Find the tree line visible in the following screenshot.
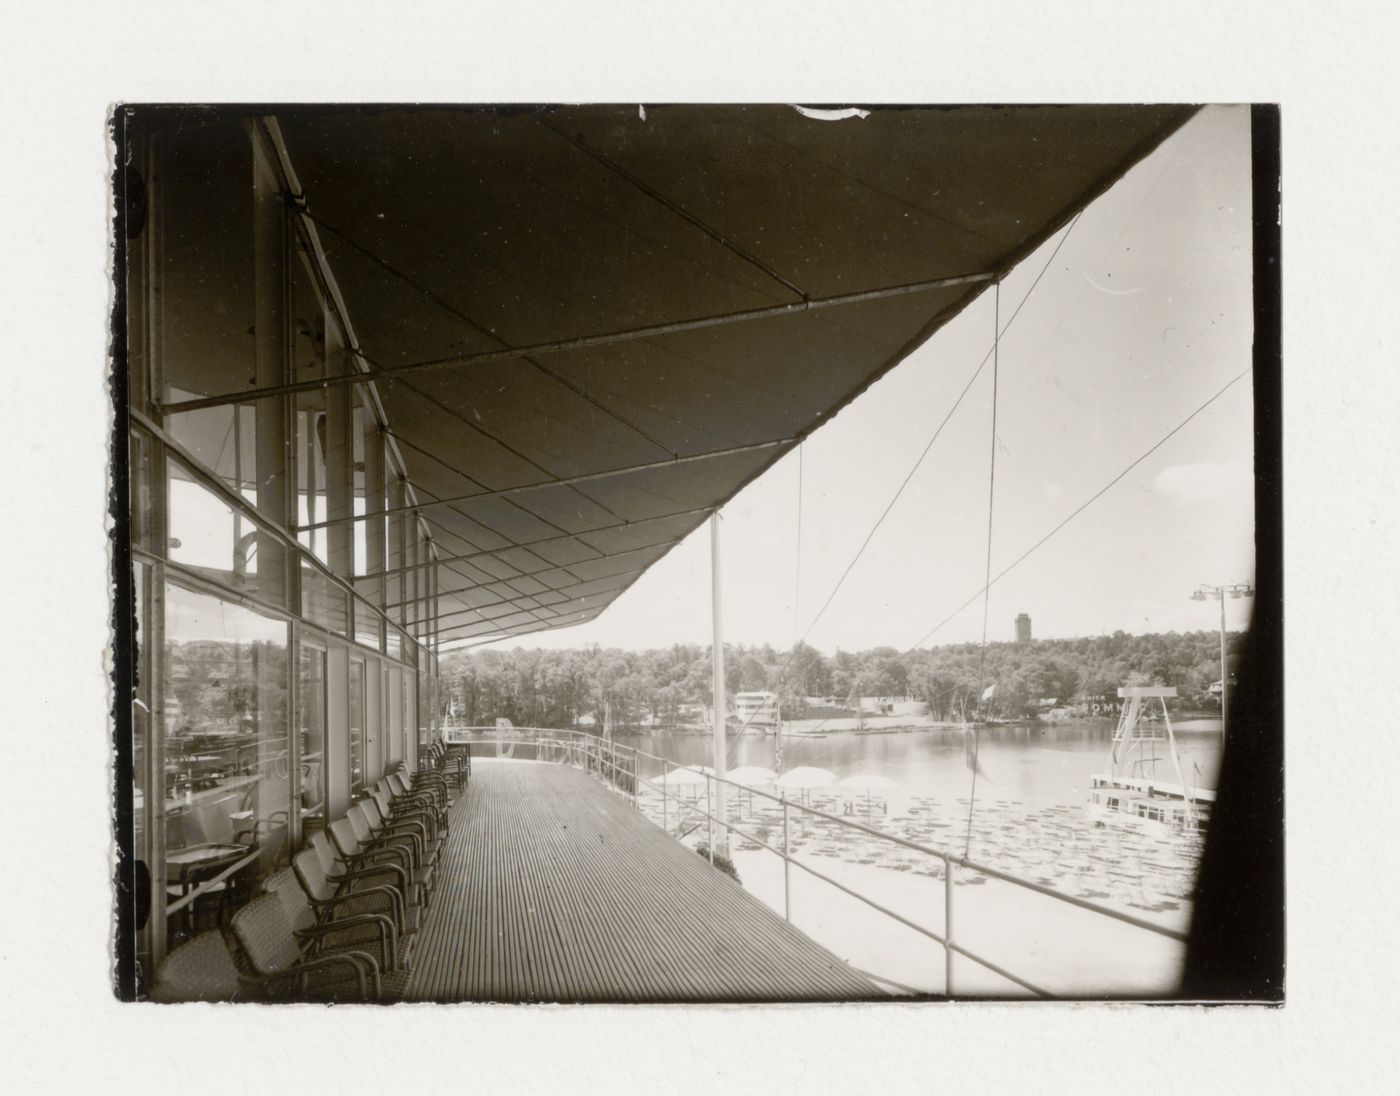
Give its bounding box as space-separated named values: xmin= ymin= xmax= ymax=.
xmin=439 ymin=630 xmax=1245 ymax=729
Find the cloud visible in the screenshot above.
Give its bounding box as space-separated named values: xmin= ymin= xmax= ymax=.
xmin=1151 ymin=461 xmax=1252 ymax=505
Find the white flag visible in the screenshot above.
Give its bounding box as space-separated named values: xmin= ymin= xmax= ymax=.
xmin=981 ymin=683 xmax=996 ymax=701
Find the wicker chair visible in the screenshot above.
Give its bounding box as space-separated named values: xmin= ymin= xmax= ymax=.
xmin=426 ymin=742 xmax=468 ymax=791
xmin=357 ymin=797 xmax=442 ymax=870
xmin=386 ymin=771 xmax=450 ymax=818
xmin=342 ymin=809 xmax=435 ymax=906
xmin=328 ymin=817 xmax=430 ymax=909
xmin=295 ymin=843 xmax=419 ymax=937
xmin=149 ymin=930 xmax=247 ymax=1003
xmin=370 ymin=786 xmax=443 ymax=849
xmin=231 ymin=892 xmax=381 ymax=1003
xmin=399 ymin=764 xmax=454 ymax=810
xmin=374 ymin=777 xmax=448 ymax=833
xmin=264 ymin=867 xmax=401 ymax=973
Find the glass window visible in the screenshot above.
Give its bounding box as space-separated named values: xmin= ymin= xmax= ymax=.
xmin=352 ymin=397 xmax=368 ymax=576
xmin=157 ymin=120 xmax=256 ymax=403
xmin=349 ymin=659 xmax=366 ymax=795
xmin=294 ymin=243 xmax=329 ymax=564
xmin=386 ymin=665 xmax=403 ymax=768
xmin=167 ymin=458 xmax=286 ymax=608
xmin=162 ymin=584 xmax=289 ymax=945
xmin=385 ymin=623 xmax=403 ymax=661
xmin=132 ymin=559 xmax=151 ymax=973
xmin=130 ymin=430 xmax=156 ymax=553
xmin=297 ymin=642 xmax=326 ymax=830
xmin=300 ymin=556 xmax=348 ymax=636
xmin=354 ymin=597 xmax=381 ymax=651
xmin=418 ymin=663 xmax=430 ymax=749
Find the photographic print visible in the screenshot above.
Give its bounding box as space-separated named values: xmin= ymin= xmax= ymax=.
xmin=111 ymin=102 xmax=1280 ymax=1004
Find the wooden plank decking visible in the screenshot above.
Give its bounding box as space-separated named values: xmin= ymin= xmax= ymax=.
xmin=399 ymin=758 xmax=881 ymax=1002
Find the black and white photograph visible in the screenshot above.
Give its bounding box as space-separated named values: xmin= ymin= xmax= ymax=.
xmin=7 ymin=4 xmax=1400 ymax=1093
xmin=111 ymin=101 xmax=1279 ymax=1004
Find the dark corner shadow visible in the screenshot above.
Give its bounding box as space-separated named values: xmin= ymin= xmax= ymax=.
xmin=1179 ymin=104 xmax=1283 ymax=1003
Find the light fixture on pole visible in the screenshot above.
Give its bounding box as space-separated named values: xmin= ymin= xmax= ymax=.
xmin=1192 ymin=582 xmax=1254 ymax=741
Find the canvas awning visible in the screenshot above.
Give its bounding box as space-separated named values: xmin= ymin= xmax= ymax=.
xmin=263 ymin=104 xmax=1195 ymax=647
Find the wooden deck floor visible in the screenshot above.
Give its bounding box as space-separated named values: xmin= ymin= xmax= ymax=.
xmin=399 ymin=758 xmax=881 ymax=1002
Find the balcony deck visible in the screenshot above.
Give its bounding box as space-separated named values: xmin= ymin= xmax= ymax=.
xmin=398 ymin=757 xmax=881 ymax=1002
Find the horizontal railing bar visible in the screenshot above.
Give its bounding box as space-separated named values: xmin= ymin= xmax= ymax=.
xmin=626 ymin=745 xmax=1188 ymax=943
xmin=643 ymin=777 xmax=949 ymax=946
xmin=945 ymin=941 xmax=1052 ymax=998
xmin=636 ymin=772 xmax=1052 ymax=998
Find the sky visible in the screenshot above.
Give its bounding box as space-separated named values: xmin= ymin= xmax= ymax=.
xmin=453 ymin=105 xmax=1257 ymax=656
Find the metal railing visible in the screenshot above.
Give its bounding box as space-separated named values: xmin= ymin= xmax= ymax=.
xmin=440 ymin=725 xmax=1189 ymax=997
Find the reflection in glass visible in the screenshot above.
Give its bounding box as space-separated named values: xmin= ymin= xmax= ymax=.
xmin=350 ymin=660 xmax=365 ymax=795
xmin=168 ymin=459 xmax=286 ymax=608
xmin=162 ymin=584 xmax=289 ymax=943
xmin=294 ymin=242 xmax=329 ymax=564
xmin=354 ymin=597 xmax=381 ymax=651
xmin=300 ymin=556 xmax=348 ymax=636
xmin=133 ymin=560 xmax=150 ymax=972
xmin=298 ymin=644 xmax=326 ymax=827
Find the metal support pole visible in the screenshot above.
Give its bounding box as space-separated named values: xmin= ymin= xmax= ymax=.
xmin=662 ymin=760 xmax=669 ymax=834
xmin=783 ymin=799 xmax=792 ymax=921
xmin=632 ymin=746 xmax=639 ymax=806
xmin=944 ymin=855 xmax=955 ymax=997
xmin=710 ymin=515 xmax=729 ymax=857
xmin=707 ymin=774 xmax=714 ymax=863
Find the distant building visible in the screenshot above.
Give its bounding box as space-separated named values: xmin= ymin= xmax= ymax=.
xmin=735 ymin=691 xmax=780 ymax=726
xmin=1015 ymin=612 xmax=1032 ymax=643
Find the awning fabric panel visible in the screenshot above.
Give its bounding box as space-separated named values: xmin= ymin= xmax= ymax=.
xmin=272 ymin=104 xmax=1194 ymax=645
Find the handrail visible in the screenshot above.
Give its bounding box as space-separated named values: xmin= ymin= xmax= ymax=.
xmin=457 ymin=724 xmax=1192 ymax=997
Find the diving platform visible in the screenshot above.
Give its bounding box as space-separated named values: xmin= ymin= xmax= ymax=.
xmin=399 ymin=758 xmax=880 ymax=1002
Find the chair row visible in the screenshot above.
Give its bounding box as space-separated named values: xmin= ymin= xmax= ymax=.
xmin=150 ymin=762 xmax=461 ymax=1003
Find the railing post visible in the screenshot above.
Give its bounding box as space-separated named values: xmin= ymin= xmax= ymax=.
xmin=943 ymin=854 xmax=955 ymax=998
xmin=782 ymin=798 xmax=791 ymax=922
xmin=632 ymin=746 xmax=640 ymax=806
xmin=662 ymin=760 xmax=669 ymax=834
xmin=707 ymin=774 xmax=714 ymax=864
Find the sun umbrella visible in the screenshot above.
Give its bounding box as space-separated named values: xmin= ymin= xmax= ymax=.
xmin=775 ymin=766 xmax=836 ymax=807
xmin=656 ymin=764 xmax=713 ymax=786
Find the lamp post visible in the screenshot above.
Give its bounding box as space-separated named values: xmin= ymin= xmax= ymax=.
xmin=1191 ymin=582 xmax=1254 ymax=742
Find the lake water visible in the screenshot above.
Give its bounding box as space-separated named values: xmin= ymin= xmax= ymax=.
xmin=619 ymin=719 xmax=1223 ymax=806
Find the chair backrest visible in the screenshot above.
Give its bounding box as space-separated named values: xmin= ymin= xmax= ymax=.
xmin=386 ymin=773 xmax=409 ymax=797
xmin=309 ymin=829 xmax=337 ymax=872
xmin=359 ymin=797 xmax=387 ymax=832
xmin=231 ymin=892 xmax=302 ymax=975
xmin=371 ymin=788 xmax=396 ymax=819
xmin=150 ymin=931 xmax=241 ymax=1003
xmin=347 ymin=806 xmax=377 ymax=846
xmin=264 ymin=867 xmax=316 ymax=933
xmin=293 ymin=846 xmax=336 ymax=903
xmin=328 ymin=817 xmax=363 ymax=860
